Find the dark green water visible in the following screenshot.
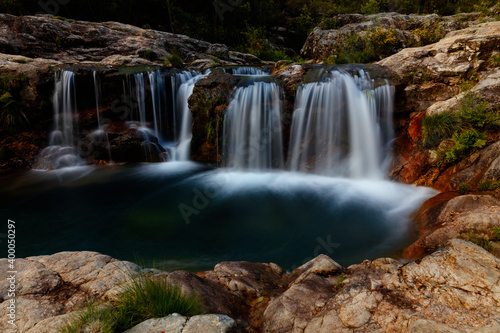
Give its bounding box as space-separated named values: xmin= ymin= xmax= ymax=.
xmin=1 ymin=162 xmax=434 ymax=271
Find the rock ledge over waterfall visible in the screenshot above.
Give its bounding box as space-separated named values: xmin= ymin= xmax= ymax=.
xmin=2 ymin=240 xmax=500 ymax=332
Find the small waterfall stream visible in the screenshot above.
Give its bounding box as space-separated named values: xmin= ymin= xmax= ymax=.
xmin=34 ymin=70 xmax=82 ymax=169
xmin=170 ymin=71 xmax=209 ymax=161
xmin=222 ymin=80 xmax=284 ymax=169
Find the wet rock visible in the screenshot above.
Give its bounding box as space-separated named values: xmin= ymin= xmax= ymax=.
xmin=188 ymin=73 xmax=243 ymax=163
xmin=404 ymin=194 xmax=500 ymax=258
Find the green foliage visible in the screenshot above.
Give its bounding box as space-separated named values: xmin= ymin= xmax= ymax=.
xmin=319 ymin=17 xmax=341 ymax=30
xmin=422 ymin=79 xmax=500 ymax=165
xmin=0 ymin=75 xmax=29 ymax=131
xmin=490 ymin=55 xmax=500 ymax=67
xmin=141 ymin=49 xmax=155 ymax=60
xmin=330 ymin=27 xmax=399 ymax=64
xmin=422 ymin=112 xmax=461 ymax=147
xmin=166 ymin=54 xmax=184 ymax=68
xmin=445 ymin=129 xmax=487 ymax=163
xmin=458 ymin=183 xmax=469 ymax=195
xmin=60 ymin=273 xmax=204 ymax=333
xmin=493 ymin=226 xmax=500 ymax=241
xmin=456 ymin=91 xmax=496 ymax=129
xmin=478 ymin=180 xmax=500 ymax=191
xmin=361 ymin=0 xmax=380 ymax=14
xmin=410 ymin=25 xmax=445 ymax=46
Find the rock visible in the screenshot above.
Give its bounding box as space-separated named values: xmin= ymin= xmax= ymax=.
xmin=26 ymin=313 xmax=74 ymax=333
xmin=183 ymin=314 xmax=236 ymax=333
xmin=105 ymin=121 xmax=167 ymax=163
xmin=434 ymin=140 xmax=500 ymax=192
xmin=409 ymin=319 xmax=461 ymax=333
xmin=188 ymin=73 xmax=243 ymax=163
xmin=8 ymin=242 xmax=500 ymax=333
xmin=207 ymin=261 xmax=286 ymax=296
xmin=404 ymin=194 xmax=500 ymax=259
xmin=0 ymin=14 xmax=262 ymax=69
xmin=124 ymin=313 xmax=187 ymax=333
xmin=379 ymin=22 xmax=500 ymax=80
xmin=302 ymin=13 xmax=467 ymax=61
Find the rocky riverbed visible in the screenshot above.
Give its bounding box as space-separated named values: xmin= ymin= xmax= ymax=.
xmin=1 ymin=239 xmax=499 ymax=332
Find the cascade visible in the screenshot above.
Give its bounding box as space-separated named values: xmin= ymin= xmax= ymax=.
xmin=34 ymin=70 xmax=82 ymax=169
xmin=170 ymin=71 xmax=209 ymax=161
xmin=288 ymin=70 xmax=394 ymax=179
xmin=230 ymin=67 xmax=268 ymax=75
xmin=92 ymin=71 xmax=112 ymax=161
xmin=222 ymin=81 xmax=284 ymax=169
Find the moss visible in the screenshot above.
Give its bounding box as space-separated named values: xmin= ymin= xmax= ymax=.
xmin=165 ymin=54 xmax=184 ymax=68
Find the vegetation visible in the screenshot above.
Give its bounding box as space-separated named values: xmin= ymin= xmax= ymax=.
xmin=493 ymin=226 xmax=500 ymax=240
xmin=458 ymin=183 xmax=469 ymax=194
xmin=166 ymin=54 xmax=184 ymax=68
xmin=0 ymin=0 xmax=498 ymax=60
xmin=478 ymin=180 xmax=500 ymax=191
xmin=60 ymin=273 xmax=204 ymax=333
xmin=0 ymin=75 xmax=30 ymax=131
xmin=422 ymin=79 xmax=500 ymax=164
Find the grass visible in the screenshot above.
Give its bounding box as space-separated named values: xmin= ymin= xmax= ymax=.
xmin=460 ymin=232 xmax=495 ymax=253
xmin=11 ymin=58 xmax=29 ymax=64
xmin=60 ymin=273 xmax=204 ymax=332
xmin=166 ymin=54 xmax=184 ymax=68
xmin=60 ymin=302 xmax=116 ymax=333
xmin=422 ymin=112 xmax=461 ymax=148
xmin=493 ymin=227 xmax=500 ymax=241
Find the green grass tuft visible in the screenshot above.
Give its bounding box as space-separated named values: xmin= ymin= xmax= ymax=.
xmin=113 ymin=274 xmax=204 ymax=330
xmin=60 ymin=273 xmax=204 ymax=333
xmin=166 ymin=54 xmax=184 ymax=68
xmin=422 ymin=112 xmax=461 ymax=148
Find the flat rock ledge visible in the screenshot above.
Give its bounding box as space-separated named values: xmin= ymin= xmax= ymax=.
xmin=1 ymin=239 xmax=499 ymax=332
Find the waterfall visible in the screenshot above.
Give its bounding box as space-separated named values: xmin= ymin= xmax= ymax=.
xmin=50 ymin=70 xmax=77 ymax=146
xmin=230 ymin=67 xmax=268 ymax=75
xmin=34 ymin=70 xmax=81 ymax=169
xmin=170 ymin=71 xmax=208 ymax=161
xmin=288 ymin=70 xmax=394 ymax=179
xmin=223 ymin=81 xmax=284 ymax=170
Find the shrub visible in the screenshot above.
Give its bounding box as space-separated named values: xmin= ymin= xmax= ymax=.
xmin=493 ymin=226 xmax=500 ymax=241
xmin=141 ymin=49 xmax=155 ymax=60
xmin=458 ymin=183 xmax=469 ymax=195
xmin=478 ymin=181 xmax=500 ymax=191
xmin=422 ymin=112 xmax=461 ymax=148
xmin=361 ymin=0 xmax=380 ymax=14
xmin=445 ymin=129 xmax=487 ymax=163
xmin=166 ymin=54 xmax=184 ymax=68
xmin=410 ymin=25 xmax=445 ymax=46
xmin=490 ymin=54 xmax=500 ymax=67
